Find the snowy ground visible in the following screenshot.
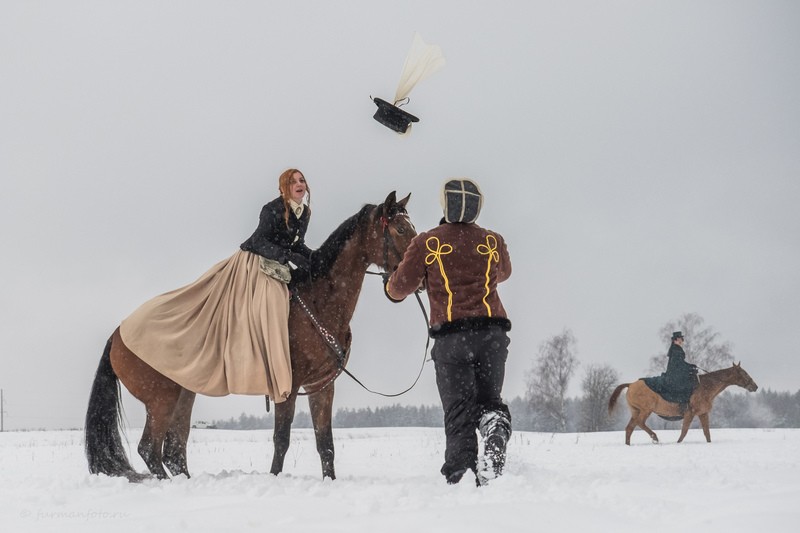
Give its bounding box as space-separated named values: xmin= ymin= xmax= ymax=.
xmin=2 ymin=427 xmax=798 ymax=532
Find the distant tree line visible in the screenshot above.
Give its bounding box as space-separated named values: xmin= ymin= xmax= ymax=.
xmin=210 ymin=388 xmax=800 ymax=431
xmin=212 ymin=403 xmax=445 ymax=430
xmin=211 ymin=314 xmax=800 ymax=431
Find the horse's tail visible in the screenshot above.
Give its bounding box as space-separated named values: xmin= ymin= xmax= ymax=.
xmin=84 ymin=335 xmax=136 ymax=479
xmin=608 ymin=383 xmax=631 ymax=415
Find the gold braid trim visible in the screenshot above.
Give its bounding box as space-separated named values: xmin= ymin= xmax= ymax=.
xmin=477 ymin=234 xmax=499 ymax=316
xmin=425 ymin=236 xmax=454 ymax=321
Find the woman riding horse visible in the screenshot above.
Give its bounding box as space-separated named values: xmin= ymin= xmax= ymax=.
xmin=121 ymin=168 xmax=314 ymax=402
xmin=609 ymin=362 xmax=758 ymax=445
xmin=86 ymin=188 xmax=415 ymax=480
xmin=641 ymin=331 xmax=699 ymax=411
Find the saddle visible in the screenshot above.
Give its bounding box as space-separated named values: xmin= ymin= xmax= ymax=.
xmin=642 ymin=375 xmax=691 ymax=420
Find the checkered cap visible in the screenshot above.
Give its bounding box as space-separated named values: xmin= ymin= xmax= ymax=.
xmin=441 ymin=179 xmax=483 ymax=223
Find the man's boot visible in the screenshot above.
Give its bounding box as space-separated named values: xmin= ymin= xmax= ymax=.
xmin=478 ymin=411 xmax=511 ymax=480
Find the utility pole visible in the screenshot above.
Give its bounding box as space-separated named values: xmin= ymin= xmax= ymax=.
xmin=1 ymin=389 xmax=4 ymax=432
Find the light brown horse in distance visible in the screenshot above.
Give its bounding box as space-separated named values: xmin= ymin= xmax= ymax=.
xmin=85 ymin=192 xmax=416 ymax=481
xmin=608 ymin=362 xmax=758 ymax=445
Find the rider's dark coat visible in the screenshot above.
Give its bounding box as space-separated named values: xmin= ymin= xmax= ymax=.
xmin=665 ymin=344 xmax=697 ymax=393
xmin=644 ymin=343 xmax=698 ymax=405
xmin=240 ymin=196 xmax=312 ymax=263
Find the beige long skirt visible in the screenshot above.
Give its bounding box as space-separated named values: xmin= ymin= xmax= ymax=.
xmin=119 ymin=250 xmax=292 ymax=400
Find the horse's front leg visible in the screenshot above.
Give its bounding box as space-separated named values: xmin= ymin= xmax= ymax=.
xmin=270 ymin=394 xmax=297 ymax=475
xmin=308 ymin=386 xmax=336 ymax=480
xmin=677 ymin=410 xmax=694 ymax=443
xmin=698 ymin=412 xmax=711 ymax=442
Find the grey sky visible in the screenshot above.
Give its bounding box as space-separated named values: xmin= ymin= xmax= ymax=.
xmin=2 ymin=1 xmax=798 ymax=430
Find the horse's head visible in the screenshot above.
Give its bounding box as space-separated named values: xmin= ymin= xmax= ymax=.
xmin=370 ymin=191 xmax=416 ymax=273
xmin=732 ymin=362 xmax=759 ymax=392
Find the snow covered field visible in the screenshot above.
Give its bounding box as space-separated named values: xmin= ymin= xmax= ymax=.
xmin=2 ymin=427 xmax=798 ymax=532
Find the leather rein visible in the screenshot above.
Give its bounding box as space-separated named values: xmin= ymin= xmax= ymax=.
xmin=293 ymin=211 xmax=430 ymax=398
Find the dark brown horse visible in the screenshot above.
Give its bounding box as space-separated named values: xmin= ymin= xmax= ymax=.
xmin=85 ymin=191 xmax=416 ymax=480
xmin=608 ymin=362 xmax=758 ymax=445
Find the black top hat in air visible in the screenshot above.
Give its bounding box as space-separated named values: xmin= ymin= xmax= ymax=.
xmin=372 ymin=97 xmax=419 ymax=133
xmin=672 ymin=331 xmax=684 ymax=340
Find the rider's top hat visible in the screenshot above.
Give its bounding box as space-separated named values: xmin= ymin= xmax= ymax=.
xmin=372 ymin=97 xmax=419 ymax=133
xmin=672 ymin=331 xmax=684 ymax=340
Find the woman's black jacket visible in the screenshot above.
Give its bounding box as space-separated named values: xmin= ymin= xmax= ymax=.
xmin=240 ymin=197 xmax=312 ymax=263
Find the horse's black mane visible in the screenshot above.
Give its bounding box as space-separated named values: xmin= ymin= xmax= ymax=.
xmin=305 ymin=203 xmax=376 ymax=281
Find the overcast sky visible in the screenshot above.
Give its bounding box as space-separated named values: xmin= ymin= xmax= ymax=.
xmin=2 ymin=1 xmax=798 ymax=430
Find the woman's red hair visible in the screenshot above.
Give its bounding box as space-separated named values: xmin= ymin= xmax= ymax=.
xmin=277 ymin=168 xmax=311 ymax=227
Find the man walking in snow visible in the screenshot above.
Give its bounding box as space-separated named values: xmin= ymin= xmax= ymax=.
xmin=385 ymin=178 xmax=513 ymax=485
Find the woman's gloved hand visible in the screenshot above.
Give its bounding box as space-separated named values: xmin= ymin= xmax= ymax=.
xmin=287 ymin=252 xmax=310 ymax=272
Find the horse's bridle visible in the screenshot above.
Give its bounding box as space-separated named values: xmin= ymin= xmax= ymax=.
xmin=292 ymin=208 xmax=428 ymax=399
xmin=379 ymin=210 xmax=412 ymax=274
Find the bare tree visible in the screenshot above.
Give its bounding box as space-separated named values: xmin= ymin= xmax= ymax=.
xmin=526 ymin=329 xmax=579 ymax=432
xmin=648 ymin=312 xmax=735 ymax=375
xmin=580 ymin=364 xmax=619 ymax=432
